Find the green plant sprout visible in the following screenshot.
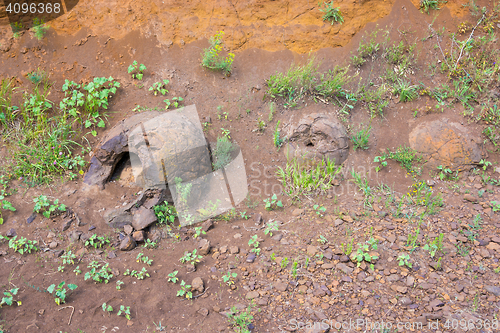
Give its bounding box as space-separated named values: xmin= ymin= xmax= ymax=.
xmin=3 ymin=236 xmax=38 ymax=254
xmin=176 ymin=280 xmax=193 ymax=299
xmin=84 ymin=261 xmax=113 ymax=283
xmin=85 ymin=234 xmax=110 ymax=249
xmin=58 ymin=250 xmax=77 ymax=272
xmin=179 ymin=249 xmax=203 ymax=267
xmin=193 ymin=226 xmax=206 ymax=239
xmin=313 ymin=204 xmax=326 ymax=217
xmin=128 ymin=61 xmax=146 ymax=80
xmin=222 ymin=271 xmax=238 ymax=286
xmin=136 ymin=253 xmax=153 ymax=266
xmin=319 ymin=1 xmax=344 ymax=25
xmin=0 ymin=199 xmax=16 ymax=225
xmin=264 ymin=194 xmax=283 ymax=210
xmin=281 ymin=257 xmax=289 ymax=269
xmin=167 ymin=271 xmax=179 ymax=283
xmin=273 ymin=120 xmax=285 ymax=148
xmin=1 ymin=288 xmax=21 ymax=307
xmin=46 ymin=281 xmax=77 ymax=305
xmin=264 ymin=221 xmax=279 ymax=237
xmin=164 ymin=97 xmax=184 ymax=109
xmin=117 ymin=305 xmax=131 ymax=320
xmin=33 ymin=195 xmax=66 ymax=218
xmin=149 ymin=80 xmax=169 ymax=96
xmin=291 ymin=261 xmax=299 ymax=279
xmin=31 ymin=18 xmax=49 ymax=40
xmin=102 ymin=302 xmax=113 ymax=313
xmin=248 ymin=235 xmax=261 ymax=256
xmin=116 ymin=280 xmax=124 ymax=290
xmin=318 ymin=235 xmax=328 ymax=245
xmin=123 ymin=267 xmax=150 ymax=280
xmin=397 ymin=253 xmax=412 ymax=268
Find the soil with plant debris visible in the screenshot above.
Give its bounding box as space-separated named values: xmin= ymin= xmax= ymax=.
xmin=1 ymin=0 xmax=500 ymax=332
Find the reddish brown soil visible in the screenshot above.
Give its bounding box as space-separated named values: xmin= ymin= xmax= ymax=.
xmin=0 ymin=0 xmax=500 ymax=332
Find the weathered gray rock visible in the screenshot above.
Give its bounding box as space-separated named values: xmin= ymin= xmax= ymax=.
xmin=124 ymin=224 xmax=134 ymax=235
xmin=132 ymin=206 xmax=157 ymax=230
xmin=6 ymin=228 xmax=16 ymax=237
xmin=284 ymin=112 xmax=349 ymax=165
xmin=68 ymin=230 xmax=82 ymax=243
xmin=485 ymin=285 xmax=500 ymax=296
xmin=84 ymin=111 xmax=161 ymax=189
xmin=104 ymin=188 xmax=166 ymax=229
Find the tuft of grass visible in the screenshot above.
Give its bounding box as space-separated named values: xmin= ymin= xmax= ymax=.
xmin=276 ymin=156 xmax=342 ymax=201
xmin=420 ymin=0 xmax=445 ymax=14
xmin=393 ymin=79 xmax=418 ymax=102
xmin=351 ymin=124 xmax=371 ymax=151
xmin=212 ymin=136 xmax=234 ymax=170
xmin=273 ymin=120 xmax=285 ymax=149
xmin=319 ymin=1 xmax=344 ymax=25
xmin=266 ymin=56 xmax=355 ymax=111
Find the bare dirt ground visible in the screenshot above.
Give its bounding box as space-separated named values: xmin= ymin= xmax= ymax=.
xmin=1 ymin=0 xmax=500 ymax=332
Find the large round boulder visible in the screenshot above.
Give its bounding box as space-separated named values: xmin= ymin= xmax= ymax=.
xmin=409 ymin=118 xmax=485 ymax=170
xmin=284 ymin=113 xmax=349 ymax=165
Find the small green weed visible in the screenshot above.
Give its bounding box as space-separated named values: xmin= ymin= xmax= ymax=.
xmin=0 ymin=288 xmax=21 ymax=307
xmin=222 ymin=271 xmax=238 ymax=286
xmin=117 ymin=305 xmax=131 ymax=320
xmin=227 ymin=303 xmax=254 ymax=333
xmin=176 ymin=280 xmax=193 ymax=299
xmin=263 ymin=194 xmax=283 ymax=210
xmin=397 ymin=253 xmax=412 ymax=268
xmin=84 ymin=261 xmax=113 ymax=283
xmin=179 ymin=249 xmax=203 ymax=267
xmin=319 ymin=1 xmax=344 ymax=25
xmin=212 ymin=136 xmax=234 ymax=170
xmin=163 ymin=97 xmax=183 ymax=109
xmin=31 ymin=18 xmax=49 ymax=40
xmin=393 ymin=79 xmax=418 ymax=102
xmin=46 ymin=281 xmax=77 ymax=305
xmin=85 ymin=234 xmax=110 ymax=249
xmin=201 ymin=31 xmax=235 ymax=76
xmin=167 ymin=271 xmax=179 ymax=283
xmin=153 ymin=201 xmax=177 ymax=224
xmin=33 ymin=195 xmax=66 ymax=218
xmin=264 ymin=221 xmax=279 ymax=237
xmin=149 ymin=80 xmax=169 ymax=96
xmin=128 ymin=61 xmax=146 ymax=80
xmin=124 ymin=267 xmax=150 ymax=280
xmin=248 ymin=235 xmax=261 ymax=256
xmin=351 ymin=124 xmax=371 ymax=151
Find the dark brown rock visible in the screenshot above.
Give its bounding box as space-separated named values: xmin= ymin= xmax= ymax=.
xmin=132 ymin=230 xmax=145 ymax=242
xmin=192 ymin=277 xmax=204 ymax=292
xmin=199 ymin=239 xmax=211 ymax=255
xmin=201 ymin=219 xmax=214 ymax=232
xmin=132 ymin=206 xmax=157 ymax=230
xmin=254 ymin=213 xmax=263 ymax=225
xmin=62 ymin=218 xmax=74 ymax=231
xmin=120 ymin=235 xmax=136 ymax=251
